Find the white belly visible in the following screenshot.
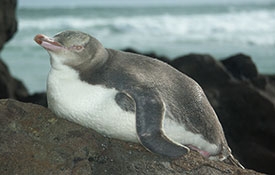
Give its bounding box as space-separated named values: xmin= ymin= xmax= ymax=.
xmin=47 ymin=66 xmax=218 ymax=155
xmin=47 ymin=66 xmax=138 ymax=142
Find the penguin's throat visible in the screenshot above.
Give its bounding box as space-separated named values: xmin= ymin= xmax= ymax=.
xmin=187 ymin=144 xmax=210 ymax=158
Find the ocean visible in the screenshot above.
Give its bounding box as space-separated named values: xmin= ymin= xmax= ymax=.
xmin=1 ymin=0 xmax=275 ymax=93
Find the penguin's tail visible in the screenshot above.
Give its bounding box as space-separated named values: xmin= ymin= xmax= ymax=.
xmin=226 ymin=154 xmax=245 ymax=169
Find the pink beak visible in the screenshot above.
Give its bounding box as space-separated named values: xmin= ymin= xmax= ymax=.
xmin=34 ymin=34 xmax=63 ymax=51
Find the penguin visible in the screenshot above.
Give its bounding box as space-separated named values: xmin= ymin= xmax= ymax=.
xmin=34 ymin=30 xmax=243 ymax=168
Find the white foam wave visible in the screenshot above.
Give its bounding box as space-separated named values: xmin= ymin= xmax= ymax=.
xmin=19 ymin=9 xmax=275 ymax=46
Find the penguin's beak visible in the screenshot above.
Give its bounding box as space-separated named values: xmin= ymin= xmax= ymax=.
xmin=34 ymin=34 xmax=63 ymax=52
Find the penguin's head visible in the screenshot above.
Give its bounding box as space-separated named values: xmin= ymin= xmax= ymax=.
xmin=34 ymin=30 xmax=108 ymax=70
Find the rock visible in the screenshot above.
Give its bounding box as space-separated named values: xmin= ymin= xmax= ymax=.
xmin=222 ymin=54 xmax=258 ymax=81
xmin=171 ymin=53 xmax=233 ymax=87
xmin=0 ymin=59 xmax=29 ymax=99
xmin=0 ymin=0 xmax=47 ymax=105
xmin=213 ymin=83 xmax=275 ymax=173
xmin=0 ymin=99 xmax=263 ymax=175
xmin=0 ymin=0 xmax=29 ymax=100
xmin=221 ymin=54 xmax=269 ymax=89
xmin=265 ymin=75 xmax=275 ymax=104
xmin=20 ymin=92 xmax=48 ymax=107
xmin=0 ymin=0 xmax=17 ymax=50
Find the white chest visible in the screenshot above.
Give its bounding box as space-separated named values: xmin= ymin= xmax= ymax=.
xmin=47 ymin=67 xmax=138 ymax=142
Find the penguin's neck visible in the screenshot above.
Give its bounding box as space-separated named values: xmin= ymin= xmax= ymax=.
xmin=47 ymin=64 xmax=81 ymax=115
xmin=49 ymin=53 xmax=69 ymax=71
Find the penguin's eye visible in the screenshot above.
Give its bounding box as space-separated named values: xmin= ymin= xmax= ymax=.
xmin=71 ymin=45 xmax=83 ymax=52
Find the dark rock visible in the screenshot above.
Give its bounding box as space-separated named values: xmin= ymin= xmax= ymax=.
xmin=0 ymin=0 xmax=47 ymax=106
xmin=0 ymin=99 xmax=263 ymax=175
xmin=222 ymin=54 xmax=258 ymax=81
xmin=0 ymin=0 xmax=29 ymax=100
xmin=251 ymin=75 xmax=268 ymax=89
xmin=213 ymin=83 xmax=275 ymax=172
xmin=0 ymin=0 xmax=17 ymax=50
xmin=0 ymin=59 xmax=29 ymax=99
xmin=172 ymin=54 xmax=233 ymax=87
xmin=0 ymin=58 xmax=47 ymax=106
xmin=265 ymin=75 xmax=275 ymax=104
xmin=20 ymin=92 xmax=48 ymax=107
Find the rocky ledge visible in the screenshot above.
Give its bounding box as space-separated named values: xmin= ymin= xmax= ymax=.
xmin=0 ymin=99 xmax=263 ymax=175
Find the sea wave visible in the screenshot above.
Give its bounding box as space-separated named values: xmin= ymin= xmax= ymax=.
xmin=19 ymin=9 xmax=275 ymax=46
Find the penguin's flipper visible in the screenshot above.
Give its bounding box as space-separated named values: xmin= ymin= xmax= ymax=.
xmin=130 ymin=88 xmax=189 ymax=158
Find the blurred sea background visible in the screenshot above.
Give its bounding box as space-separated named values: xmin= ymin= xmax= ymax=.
xmin=2 ymin=0 xmax=275 ymax=93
